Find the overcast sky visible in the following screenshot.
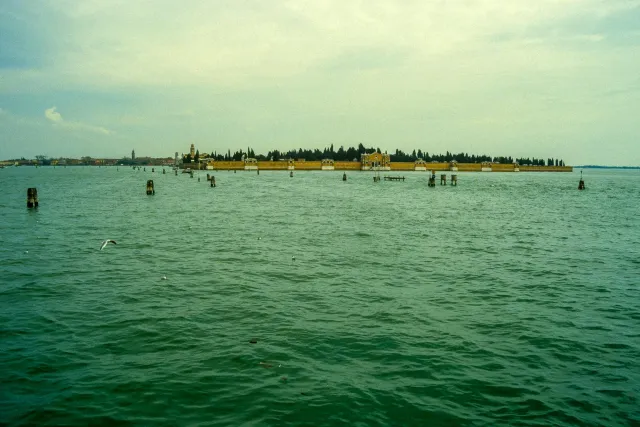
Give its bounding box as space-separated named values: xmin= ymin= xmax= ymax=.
xmin=1 ymin=0 xmax=639 ymax=165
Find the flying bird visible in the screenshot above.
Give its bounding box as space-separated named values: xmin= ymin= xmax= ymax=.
xmin=100 ymin=240 xmax=117 ymax=250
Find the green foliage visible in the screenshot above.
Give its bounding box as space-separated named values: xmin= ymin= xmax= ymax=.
xmin=203 ymin=144 xmax=564 ymax=166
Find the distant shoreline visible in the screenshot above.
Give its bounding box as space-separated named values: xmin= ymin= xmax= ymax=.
xmin=575 ymin=166 xmax=640 ymax=170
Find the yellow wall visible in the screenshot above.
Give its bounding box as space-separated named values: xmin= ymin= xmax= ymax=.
xmin=208 ymin=161 xmax=244 ymax=170
xmin=418 ymin=162 xmax=450 ymax=171
xmin=456 ymin=163 xmax=480 ymax=171
xmin=520 ymin=166 xmax=573 ymax=172
xmin=491 ymin=163 xmax=515 ymax=171
xmin=389 ymin=162 xmax=414 ymax=171
xmin=257 ymin=161 xmax=289 ymax=170
xmin=294 ymin=161 xmax=322 ymax=170
xmin=206 ymin=160 xmax=572 ymax=172
xmin=335 ymin=161 xmax=362 ymax=170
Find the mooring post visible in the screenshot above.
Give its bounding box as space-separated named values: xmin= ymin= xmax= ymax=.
xmin=207 ymin=173 xmax=210 ymax=181
xmin=343 ymin=172 xmax=347 ymax=181
xmin=451 ymin=175 xmax=457 ymax=186
xmin=257 ymin=169 xmax=259 ymax=175
xmin=211 ymin=176 xmax=216 ymax=187
xmin=440 ymin=174 xmax=446 ymax=185
xmin=144 ymin=167 xmax=146 ymax=172
xmin=428 ymin=171 xmax=436 ymax=187
xmin=578 ymin=170 xmax=585 ymax=190
xmin=290 ymin=171 xmax=293 ymax=178
xmin=163 ymin=169 xmax=165 ymax=174
xmin=190 ymin=170 xmax=194 ymax=178
xmin=146 ymin=180 xmax=155 ymax=195
xmin=198 ymin=176 xmax=201 ymax=182
xmin=27 ymin=188 xmax=38 ymax=208
xmin=152 ymin=168 xmax=155 ymax=173
xmin=175 ymin=169 xmax=178 ymax=176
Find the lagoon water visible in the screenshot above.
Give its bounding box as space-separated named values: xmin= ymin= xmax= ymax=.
xmin=1 ymin=166 xmax=638 ymax=426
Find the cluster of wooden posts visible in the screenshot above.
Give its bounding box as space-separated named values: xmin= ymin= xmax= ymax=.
xmin=426 ymin=172 xmax=458 ymax=187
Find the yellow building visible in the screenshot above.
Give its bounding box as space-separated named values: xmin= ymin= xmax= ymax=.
xmin=361 ymin=152 xmax=391 ymax=170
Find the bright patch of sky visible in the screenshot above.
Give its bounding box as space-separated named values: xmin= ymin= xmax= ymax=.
xmin=1 ymin=0 xmax=639 ymax=165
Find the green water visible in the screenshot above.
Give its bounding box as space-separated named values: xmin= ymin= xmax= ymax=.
xmin=1 ymin=167 xmax=638 ymax=426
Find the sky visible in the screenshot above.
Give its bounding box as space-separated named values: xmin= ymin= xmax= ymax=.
xmin=1 ymin=0 xmax=639 ymax=165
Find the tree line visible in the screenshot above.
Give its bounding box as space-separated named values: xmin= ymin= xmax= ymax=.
xmin=191 ymin=144 xmax=564 ymax=166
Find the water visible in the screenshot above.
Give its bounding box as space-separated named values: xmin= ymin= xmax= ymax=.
xmin=1 ymin=166 xmax=638 ymax=426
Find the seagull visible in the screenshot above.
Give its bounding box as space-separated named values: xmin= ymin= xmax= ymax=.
xmin=100 ymin=240 xmax=117 ymax=250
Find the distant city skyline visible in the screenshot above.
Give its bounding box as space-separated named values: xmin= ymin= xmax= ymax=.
xmin=1 ymin=1 xmax=639 ymax=166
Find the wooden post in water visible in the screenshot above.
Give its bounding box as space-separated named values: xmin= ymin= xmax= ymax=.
xmin=578 ymin=170 xmax=585 ymax=190
xmin=27 ymin=188 xmax=38 ymax=208
xmin=343 ymin=172 xmax=347 ymax=181
xmin=152 ymin=168 xmax=155 ymax=173
xmin=211 ymin=176 xmax=216 ymax=187
xmin=290 ymin=171 xmax=293 ymax=178
xmin=146 ymin=180 xmax=155 ymax=195
xmin=440 ymin=174 xmax=446 ymax=185
xmin=207 ymin=173 xmax=210 ymax=181
xmin=428 ymin=171 xmax=436 ymax=187
xmin=451 ymin=175 xmax=457 ymax=186
xmin=163 ymin=169 xmax=165 ymax=174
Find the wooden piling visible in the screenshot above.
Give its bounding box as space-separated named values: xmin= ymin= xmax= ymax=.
xmin=162 ymin=169 xmax=165 ymax=174
xmin=578 ymin=171 xmax=585 ymax=190
xmin=440 ymin=174 xmax=446 ymax=185
xmin=451 ymin=175 xmax=457 ymax=186
xmin=428 ymin=171 xmax=436 ymax=187
xmin=146 ymin=180 xmax=155 ymax=195
xmin=343 ymin=172 xmax=347 ymax=181
xmin=211 ymin=176 xmax=216 ymax=187
xmin=290 ymin=171 xmax=293 ymax=178
xmin=27 ymin=188 xmax=38 ymax=208
xmin=152 ymin=168 xmax=155 ymax=173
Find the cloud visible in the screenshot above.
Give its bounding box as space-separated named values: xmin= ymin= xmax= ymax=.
xmin=2 ymin=0 xmax=633 ymax=91
xmin=44 ymin=106 xmax=111 ymax=135
xmin=44 ymin=106 xmax=62 ymax=122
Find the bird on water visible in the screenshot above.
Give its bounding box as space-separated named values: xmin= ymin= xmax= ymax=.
xmin=100 ymin=240 xmax=117 ymax=250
